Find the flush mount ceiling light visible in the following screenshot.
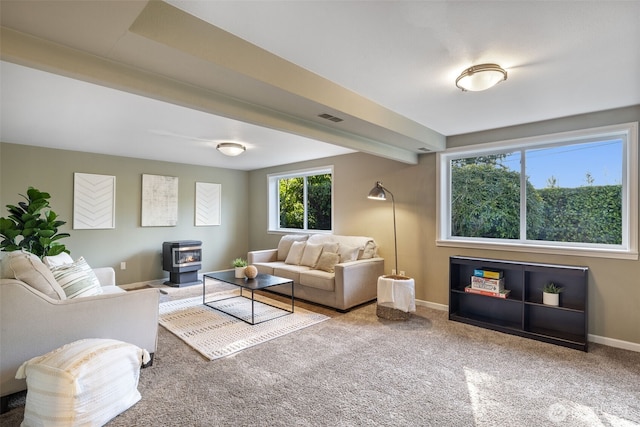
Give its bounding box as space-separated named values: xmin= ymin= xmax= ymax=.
xmin=216 ymin=142 xmax=246 ymax=156
xmin=455 ymin=63 xmax=507 ymax=92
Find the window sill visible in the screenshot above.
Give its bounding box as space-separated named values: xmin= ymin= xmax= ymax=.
xmin=436 ymin=239 xmax=638 ymax=261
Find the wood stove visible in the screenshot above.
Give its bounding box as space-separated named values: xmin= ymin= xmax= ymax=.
xmin=162 ymin=240 xmax=202 ymax=287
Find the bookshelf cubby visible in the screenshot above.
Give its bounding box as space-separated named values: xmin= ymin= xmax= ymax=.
xmin=449 ymin=256 xmax=588 ymax=351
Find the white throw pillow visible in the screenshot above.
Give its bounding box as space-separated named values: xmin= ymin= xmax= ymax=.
xmin=51 ymin=257 xmax=103 ymax=299
xmin=284 ymin=241 xmax=306 ymax=265
xmin=0 ymin=250 xmax=66 ymax=299
xmin=316 ymin=252 xmax=340 ymax=273
xmin=43 ymin=252 xmax=74 ymax=268
xmin=338 ymin=244 xmax=359 ymax=263
xmin=277 ymin=235 xmax=309 ymax=261
xmin=300 ymin=243 xmax=324 ymax=268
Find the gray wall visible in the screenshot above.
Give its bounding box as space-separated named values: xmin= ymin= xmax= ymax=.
xmin=0 ymin=143 xmax=249 ymax=284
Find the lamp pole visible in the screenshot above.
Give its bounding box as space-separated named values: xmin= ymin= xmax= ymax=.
xmin=368 ymin=181 xmax=398 ymax=276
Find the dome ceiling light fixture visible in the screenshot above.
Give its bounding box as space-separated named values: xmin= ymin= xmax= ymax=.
xmin=455 ymin=63 xmax=507 ymax=92
xmin=216 ymin=142 xmax=246 ymax=156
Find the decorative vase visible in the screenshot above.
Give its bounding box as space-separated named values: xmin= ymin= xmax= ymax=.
xmin=234 ymin=267 xmax=246 ymax=279
xmin=245 ymin=265 xmax=258 ymax=279
xmin=543 ymin=292 xmax=559 ymax=306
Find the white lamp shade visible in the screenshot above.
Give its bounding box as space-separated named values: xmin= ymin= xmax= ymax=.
xmin=456 ymin=64 xmax=507 ymax=92
xmin=216 ymin=142 xmax=246 ymax=156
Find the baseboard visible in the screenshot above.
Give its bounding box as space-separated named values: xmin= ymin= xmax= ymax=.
xmin=415 ymin=298 xmax=447 ymax=311
xmin=588 ymin=334 xmax=640 ymax=353
xmin=416 ymin=299 xmax=640 ymax=353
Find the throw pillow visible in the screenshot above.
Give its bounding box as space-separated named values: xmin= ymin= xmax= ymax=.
xmin=277 ymin=235 xmax=309 ymax=261
xmin=338 ymin=244 xmax=359 ymax=263
xmin=322 ymin=242 xmax=339 ymax=254
xmin=284 ymin=241 xmax=306 ymax=265
xmin=316 ymin=252 xmax=340 ymax=273
xmin=0 ymin=250 xmax=66 ymax=300
xmin=43 ymin=252 xmax=74 ymax=269
xmin=300 ymin=243 xmax=324 ymax=268
xmin=51 ymin=257 xmax=103 ymax=299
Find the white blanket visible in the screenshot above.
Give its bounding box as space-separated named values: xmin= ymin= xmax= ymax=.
xmin=377 ymin=276 xmax=416 ymax=312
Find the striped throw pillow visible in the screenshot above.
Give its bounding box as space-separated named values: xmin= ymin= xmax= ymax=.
xmin=51 ymin=257 xmax=103 ymax=298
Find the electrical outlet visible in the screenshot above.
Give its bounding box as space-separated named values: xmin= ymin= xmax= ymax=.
xmin=400 ymin=271 xmax=406 ymax=276
xmin=391 ymin=269 xmax=396 ymax=275
xmin=120 ymin=262 xmax=126 ymax=270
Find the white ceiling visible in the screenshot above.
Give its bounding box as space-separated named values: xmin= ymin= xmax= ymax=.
xmin=1 ymin=1 xmax=639 ymax=171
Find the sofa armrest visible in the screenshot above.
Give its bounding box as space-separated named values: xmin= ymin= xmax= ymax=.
xmin=1 ymin=279 xmax=159 ymax=397
xmin=248 ymin=249 xmax=278 ymax=264
xmin=93 ymin=267 xmax=116 ymax=286
xmin=333 ymin=257 xmax=385 ymax=310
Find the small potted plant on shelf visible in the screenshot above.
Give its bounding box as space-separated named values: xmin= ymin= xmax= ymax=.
xmin=232 ymin=258 xmax=248 ymax=278
xmin=542 ymin=282 xmax=563 ymax=306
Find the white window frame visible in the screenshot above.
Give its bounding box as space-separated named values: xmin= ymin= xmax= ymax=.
xmin=436 ymin=122 xmax=638 ymax=260
xmin=268 ymin=166 xmax=334 ymax=234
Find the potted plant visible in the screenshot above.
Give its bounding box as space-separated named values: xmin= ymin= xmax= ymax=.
xmin=542 ymin=282 xmax=563 ymax=306
xmin=0 ymin=187 xmax=70 ymax=258
xmin=232 ymin=258 xmax=248 ymax=278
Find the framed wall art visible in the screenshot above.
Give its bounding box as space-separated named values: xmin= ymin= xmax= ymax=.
xmin=73 ymin=173 xmax=116 ymax=229
xmin=141 ymin=174 xmax=178 ymax=227
xmin=195 ymin=182 xmax=221 ymax=226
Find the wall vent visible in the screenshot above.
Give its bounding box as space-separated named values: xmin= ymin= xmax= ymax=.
xmin=318 ymin=113 xmax=344 ymax=123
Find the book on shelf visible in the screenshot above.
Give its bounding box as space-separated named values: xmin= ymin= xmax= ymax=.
xmin=465 ymin=286 xmax=511 ymax=299
xmin=470 ymin=276 xmax=505 ymax=293
xmin=473 ymin=269 xmax=504 ymax=279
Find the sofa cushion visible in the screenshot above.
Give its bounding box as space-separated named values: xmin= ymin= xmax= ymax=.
xmin=338 ymin=244 xmax=359 ymax=263
xmin=274 ymin=264 xmax=311 ymax=284
xmin=316 ymin=252 xmax=340 ymax=273
xmin=300 ymin=243 xmax=323 ymax=268
xmin=299 ymin=269 xmax=335 ymax=292
xmin=277 ymin=234 xmax=309 ymax=261
xmin=1 ymin=250 xmax=66 ymax=300
xmin=284 ymin=241 xmax=306 ymax=265
xmin=51 ymin=257 xmax=103 ymax=299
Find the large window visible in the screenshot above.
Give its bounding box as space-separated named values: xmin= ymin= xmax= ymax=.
xmin=268 ymin=166 xmax=333 ymax=233
xmin=438 ymin=123 xmax=638 ymax=259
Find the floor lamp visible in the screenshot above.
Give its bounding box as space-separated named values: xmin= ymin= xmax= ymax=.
xmin=367 ymin=181 xmax=398 ymax=276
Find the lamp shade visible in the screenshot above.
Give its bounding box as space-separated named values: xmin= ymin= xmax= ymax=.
xmin=456 ymin=63 xmax=507 ymax=92
xmin=367 ymin=182 xmax=387 ymax=200
xmin=216 ymin=142 xmax=246 ymax=156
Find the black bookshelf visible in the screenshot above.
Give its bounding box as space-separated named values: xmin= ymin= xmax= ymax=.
xmin=449 ymin=256 xmax=588 ymax=351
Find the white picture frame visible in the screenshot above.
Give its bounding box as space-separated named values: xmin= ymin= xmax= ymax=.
xmin=195 ymin=182 xmax=221 ymax=226
xmin=73 ymin=173 xmax=116 ymax=229
xmin=141 ymin=174 xmax=178 ymax=227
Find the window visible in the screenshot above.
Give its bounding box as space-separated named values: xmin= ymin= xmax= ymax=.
xmin=438 ymin=123 xmax=638 ymax=259
xmin=268 ymin=166 xmax=333 ymax=233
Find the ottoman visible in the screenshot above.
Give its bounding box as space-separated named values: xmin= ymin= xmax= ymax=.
xmin=16 ymin=338 xmax=150 ymax=427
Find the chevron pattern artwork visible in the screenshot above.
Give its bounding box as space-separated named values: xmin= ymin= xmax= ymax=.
xmin=73 ymin=173 xmax=116 ymax=229
xmin=195 ymin=182 xmax=221 ymax=226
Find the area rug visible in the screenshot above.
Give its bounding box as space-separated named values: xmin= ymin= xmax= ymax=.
xmin=158 ymin=293 xmax=329 ymax=360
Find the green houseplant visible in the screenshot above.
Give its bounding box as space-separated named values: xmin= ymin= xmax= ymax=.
xmin=232 ymin=258 xmax=248 ymax=279
xmin=0 ymin=187 xmax=70 ymax=258
xmin=542 ymin=282 xmax=563 ymax=306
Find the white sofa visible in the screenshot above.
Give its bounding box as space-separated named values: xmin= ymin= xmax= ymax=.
xmin=248 ymin=234 xmax=384 ymax=311
xmin=0 ymin=251 xmax=159 ymax=409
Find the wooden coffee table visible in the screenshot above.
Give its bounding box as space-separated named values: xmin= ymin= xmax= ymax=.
xmin=202 ymin=270 xmax=294 ymax=325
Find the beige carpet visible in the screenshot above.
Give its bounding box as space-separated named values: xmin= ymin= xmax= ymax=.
xmin=159 ymin=293 xmax=329 ymax=360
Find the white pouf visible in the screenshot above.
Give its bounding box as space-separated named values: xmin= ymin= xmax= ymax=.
xmin=16 ymin=338 xmax=150 ymax=427
xmin=377 ymin=275 xmax=416 ymax=320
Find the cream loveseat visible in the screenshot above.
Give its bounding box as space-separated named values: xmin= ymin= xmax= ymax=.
xmin=0 ymin=251 xmax=159 ymax=408
xmin=248 ymin=234 xmax=384 ymax=311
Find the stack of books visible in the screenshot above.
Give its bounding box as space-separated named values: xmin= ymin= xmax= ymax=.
xmin=465 ymin=269 xmax=510 ymax=298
